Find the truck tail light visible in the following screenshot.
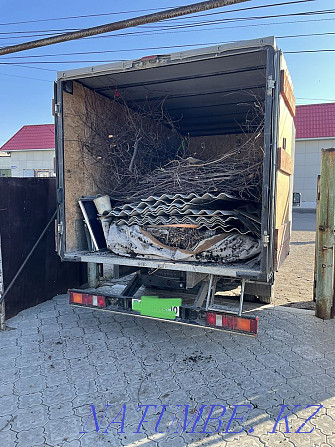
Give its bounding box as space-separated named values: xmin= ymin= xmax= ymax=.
xmin=69 ymin=290 xmax=105 ymax=308
xmin=206 ymin=312 xmax=258 ymax=336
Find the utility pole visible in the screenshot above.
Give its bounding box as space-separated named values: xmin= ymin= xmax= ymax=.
xmin=315 ymin=148 xmax=335 ymax=320
xmin=0 ymin=0 xmax=249 ymax=56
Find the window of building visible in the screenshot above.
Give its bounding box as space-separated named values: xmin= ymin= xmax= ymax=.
xmin=23 ymin=169 xmax=35 ymax=177
xmin=34 ymin=169 xmax=52 ymax=177
xmin=0 ymin=169 xmax=11 ymax=177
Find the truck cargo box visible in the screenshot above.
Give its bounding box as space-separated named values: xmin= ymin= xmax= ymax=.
xmin=55 ymin=37 xmax=295 ymax=293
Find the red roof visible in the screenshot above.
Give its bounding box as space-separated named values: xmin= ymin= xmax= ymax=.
xmin=0 ymin=124 xmax=55 ymax=151
xmin=295 ymin=103 xmax=335 ymax=139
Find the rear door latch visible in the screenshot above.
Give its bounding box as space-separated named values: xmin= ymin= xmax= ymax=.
xmin=262 ymin=232 xmax=270 ymax=246
xmin=267 ymin=77 xmax=275 ymax=95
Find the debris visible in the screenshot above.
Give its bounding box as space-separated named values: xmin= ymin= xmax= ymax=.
xmin=104 ymin=223 xmax=261 ymax=263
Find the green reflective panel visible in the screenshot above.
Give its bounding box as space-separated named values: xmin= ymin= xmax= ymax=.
xmin=132 ymin=295 xmax=182 ymax=320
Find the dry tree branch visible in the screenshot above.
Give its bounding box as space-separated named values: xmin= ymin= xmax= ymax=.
xmin=78 ymin=88 xmax=265 ymax=204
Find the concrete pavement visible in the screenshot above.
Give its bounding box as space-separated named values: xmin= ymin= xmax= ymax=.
xmin=0 ymin=294 xmax=334 ymax=447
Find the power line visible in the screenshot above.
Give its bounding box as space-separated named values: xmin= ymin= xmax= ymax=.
xmin=2 ymin=63 xmax=56 ymax=71
xmin=278 ymin=32 xmax=335 ymax=39
xmin=90 ymin=16 xmax=335 ymax=38
xmin=165 ymin=0 xmax=317 ymax=20
xmin=0 ymin=49 xmax=333 ymax=66
xmin=1 ymin=14 xmax=333 ymax=45
xmin=0 ymin=6 xmax=179 ymax=26
xmin=0 ymin=0 xmax=258 ymax=56
xmin=142 ymin=9 xmax=335 ymax=30
xmin=0 ymin=33 xmax=63 ymax=41
xmin=0 ymin=7 xmax=332 ymax=37
xmin=286 ymin=49 xmax=335 ymax=53
xmin=0 ymin=0 xmax=316 ymax=28
xmin=296 ymin=97 xmax=335 ymax=101
xmin=0 ymin=28 xmax=77 ymax=36
xmin=0 ymin=72 xmax=52 ymax=82
xmin=1 ymin=32 xmax=334 ymax=60
xmin=89 ymin=19 xmax=334 ymax=44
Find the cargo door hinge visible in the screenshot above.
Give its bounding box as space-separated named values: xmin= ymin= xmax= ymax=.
xmin=52 ymin=100 xmax=61 ymax=117
xmin=57 ymin=223 xmax=64 ymax=235
xmin=267 ymin=77 xmax=275 ymax=95
xmin=262 ymin=232 xmax=270 ymax=247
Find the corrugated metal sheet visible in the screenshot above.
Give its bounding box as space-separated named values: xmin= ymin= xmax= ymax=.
xmin=100 ymin=193 xmax=261 ymax=236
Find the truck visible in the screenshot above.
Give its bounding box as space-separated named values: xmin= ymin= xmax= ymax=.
xmin=54 ymin=36 xmax=295 ymax=336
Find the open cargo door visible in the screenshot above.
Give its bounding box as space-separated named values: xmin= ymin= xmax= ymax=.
xmin=274 ymin=66 xmax=295 ymax=270
xmin=54 ymin=80 xmax=66 ymax=258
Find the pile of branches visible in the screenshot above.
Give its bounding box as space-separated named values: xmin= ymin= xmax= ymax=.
xmin=79 ymin=89 xmax=264 ymax=203
xmin=79 ymin=89 xmax=187 ymax=195
xmin=109 ymin=155 xmax=263 ymax=202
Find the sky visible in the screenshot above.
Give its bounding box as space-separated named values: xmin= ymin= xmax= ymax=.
xmin=0 ymin=0 xmax=334 ymax=145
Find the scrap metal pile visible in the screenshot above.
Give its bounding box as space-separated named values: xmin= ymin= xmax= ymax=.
xmin=96 ymin=190 xmax=262 ymax=264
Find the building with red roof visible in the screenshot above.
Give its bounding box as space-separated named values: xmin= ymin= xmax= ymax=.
xmin=294 ymin=103 xmax=335 ymax=209
xmin=0 ymin=124 xmax=55 ymax=178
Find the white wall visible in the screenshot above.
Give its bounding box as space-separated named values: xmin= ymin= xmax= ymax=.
xmin=294 ymin=138 xmax=335 ymax=208
xmin=9 ymin=150 xmax=55 ymax=177
xmin=0 ymin=152 xmax=12 ymax=173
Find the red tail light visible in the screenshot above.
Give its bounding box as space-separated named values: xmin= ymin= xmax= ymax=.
xmin=206 ymin=312 xmax=258 ymax=336
xmin=69 ymin=291 xmax=105 ymax=308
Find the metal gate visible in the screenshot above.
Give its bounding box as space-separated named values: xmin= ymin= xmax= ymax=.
xmin=0 ymin=177 xmax=85 ymax=321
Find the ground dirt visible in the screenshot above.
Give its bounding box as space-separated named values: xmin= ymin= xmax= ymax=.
xmin=273 ymin=211 xmax=316 ymax=309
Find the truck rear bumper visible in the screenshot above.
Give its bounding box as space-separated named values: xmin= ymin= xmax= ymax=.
xmin=68 ymin=288 xmax=259 ymax=336
xmin=64 ymin=250 xmax=264 ymax=280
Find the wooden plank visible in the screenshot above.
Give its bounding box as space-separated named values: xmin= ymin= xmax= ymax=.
xmin=275 ymin=170 xmax=290 ymax=226
xmin=274 ymin=238 xmax=290 ymax=271
xmin=277 ymin=147 xmax=294 ymax=175
xmin=313 ymin=175 xmax=320 ymax=301
xmin=188 ymin=133 xmax=264 ymax=162
xmin=315 ymin=148 xmax=335 ymax=319
xmin=275 ymin=221 xmax=291 ymax=246
xmin=274 ymin=221 xmax=291 ymax=271
xmin=280 ymin=69 xmax=296 ymax=118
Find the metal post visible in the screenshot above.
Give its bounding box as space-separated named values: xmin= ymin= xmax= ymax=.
xmin=87 ymin=263 xmax=99 ymax=288
xmin=205 ymin=274 xmax=214 ymax=311
xmin=315 ymin=148 xmax=335 ymax=320
xmin=0 ymin=300 xmax=5 ymax=331
xmin=238 ymin=279 xmax=246 ymax=316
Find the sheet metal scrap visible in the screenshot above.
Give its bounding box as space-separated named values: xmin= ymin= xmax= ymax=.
xmin=103 ymin=192 xmax=236 ymax=217
xmin=114 ymin=215 xmax=249 ymax=234
xmin=99 ymin=193 xmax=261 ymax=237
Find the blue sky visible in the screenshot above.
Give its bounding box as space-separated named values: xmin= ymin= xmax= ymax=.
xmin=0 ymin=0 xmax=334 ymax=144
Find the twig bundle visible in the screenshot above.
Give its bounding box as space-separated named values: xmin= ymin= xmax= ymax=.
xmin=79 ymin=89 xmax=187 ymax=196
xmin=109 ymin=157 xmax=262 ymax=202
xmin=79 ymin=90 xmax=264 ymax=204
